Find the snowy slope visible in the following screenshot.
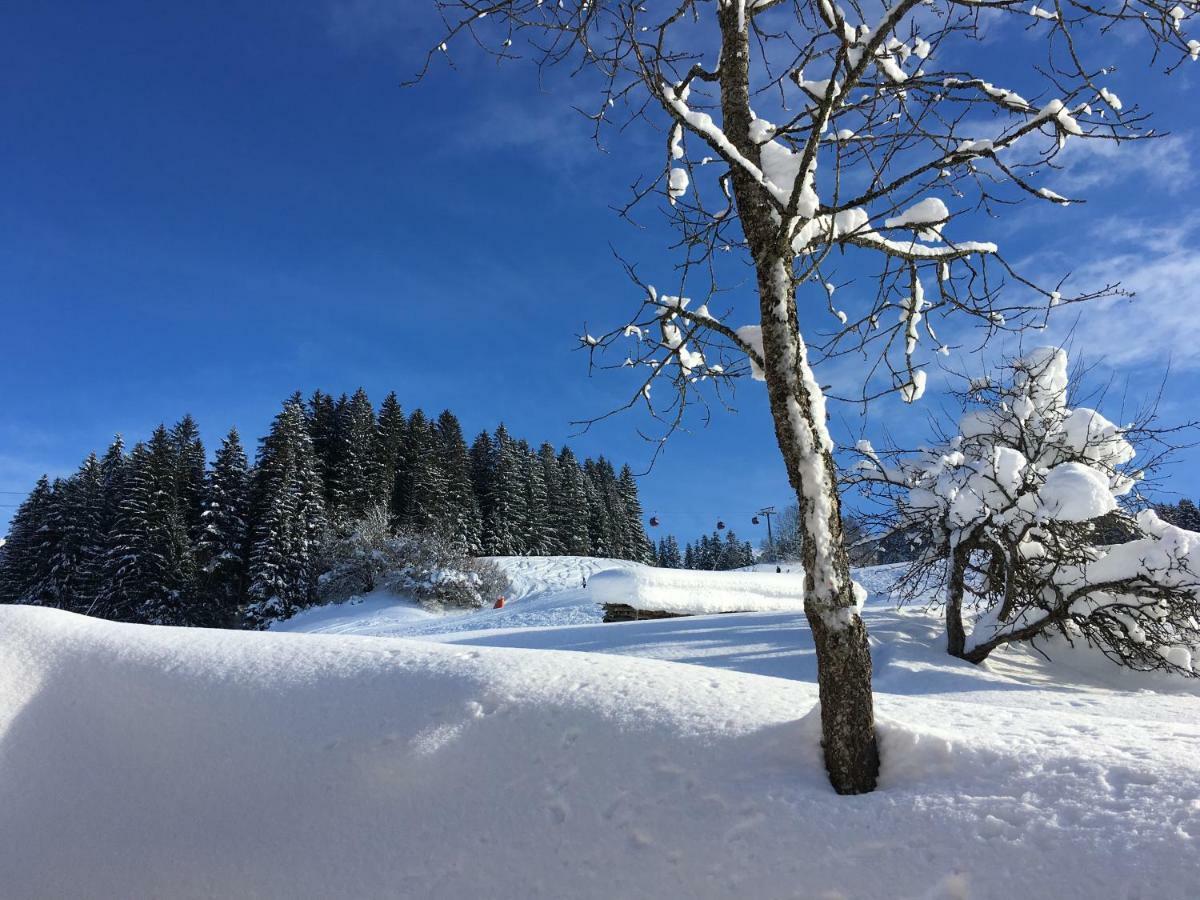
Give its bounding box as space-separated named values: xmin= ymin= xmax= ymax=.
xmin=3 ymin=559 xmax=1199 ymax=899
xmin=273 ymin=556 xmax=645 ymax=638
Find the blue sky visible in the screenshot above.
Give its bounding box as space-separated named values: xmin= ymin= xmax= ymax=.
xmin=2 ymin=2 xmax=1198 ymax=543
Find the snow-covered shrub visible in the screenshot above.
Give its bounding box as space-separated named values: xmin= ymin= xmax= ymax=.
xmin=317 ymin=511 xmax=509 ymax=611
xmin=857 ymin=348 xmax=1200 ymax=675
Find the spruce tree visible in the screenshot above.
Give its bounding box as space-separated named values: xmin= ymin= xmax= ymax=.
xmin=616 ymin=464 xmax=653 ymax=563
xmin=337 ymin=388 xmax=378 ymax=526
xmin=399 ymin=410 xmax=449 ymax=536
xmin=434 ymin=410 xmax=482 ymax=553
xmin=308 ymin=390 xmax=342 ymax=516
xmin=374 ymin=392 xmax=407 ymax=520
xmin=98 ymin=434 xmax=127 ymax=533
xmin=0 ymin=475 xmax=57 ymax=605
xmin=554 ymin=447 xmax=591 ymax=556
xmin=98 ymin=429 xmax=196 ymax=625
xmin=246 ymin=398 xmax=326 ymax=627
xmin=484 ymin=425 xmax=528 ymax=555
xmin=536 ymin=443 xmax=565 ymax=555
xmin=469 ymin=430 xmax=496 ymax=547
xmin=170 ymin=414 xmax=207 ymax=540
xmin=196 ymin=428 xmax=250 ymax=626
xmin=48 ymin=455 xmax=107 ymax=612
xmin=520 ymin=443 xmax=551 ymax=554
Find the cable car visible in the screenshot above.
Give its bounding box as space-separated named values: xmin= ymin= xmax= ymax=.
xmin=717 ymin=520 xmax=726 ymax=530
xmin=752 ymin=516 xmax=760 ymax=525
xmin=649 ymin=515 xmax=660 ymax=527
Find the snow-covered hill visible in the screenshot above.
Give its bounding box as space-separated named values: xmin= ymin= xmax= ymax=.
xmin=2 ymin=558 xmax=1199 ymax=899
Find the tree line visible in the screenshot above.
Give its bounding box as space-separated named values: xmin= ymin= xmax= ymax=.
xmin=653 ymin=531 xmax=755 ymax=571
xmin=0 ymin=389 xmax=654 ymax=628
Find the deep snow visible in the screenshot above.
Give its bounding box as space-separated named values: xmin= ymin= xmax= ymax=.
xmin=2 ymin=558 xmax=1199 ymax=899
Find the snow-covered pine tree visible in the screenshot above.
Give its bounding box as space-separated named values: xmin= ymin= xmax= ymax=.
xmin=399 ymin=409 xmax=449 ymax=536
xmin=662 ymin=534 xmax=683 ymax=568
xmin=308 ymin=390 xmax=343 ymax=517
xmin=245 ymin=398 xmax=326 ymax=627
xmin=683 ymin=541 xmax=696 ymax=570
xmin=554 ymin=447 xmax=591 ymax=556
xmin=98 ymin=434 xmax=127 ymax=534
xmin=520 ymin=441 xmax=551 ymax=554
xmin=374 ymin=391 xmax=407 ymax=520
xmin=537 ymin=442 xmax=565 ymax=556
xmin=484 ymin=425 xmax=529 ymax=556
xmin=337 ymin=388 xmax=379 ymax=526
xmin=47 ymin=454 xmax=107 ymax=612
xmin=581 ymin=458 xmax=617 ymax=558
xmin=433 ymin=410 xmax=483 ymax=553
xmin=99 ymin=428 xmax=196 ymax=625
xmin=170 ymin=414 xmax=207 ymax=540
xmin=196 ymin=427 xmax=251 ymax=626
xmin=469 ymin=430 xmax=497 ymax=545
xmin=0 ymin=475 xmax=58 ymax=606
xmin=617 ymin=464 xmax=654 ymax=563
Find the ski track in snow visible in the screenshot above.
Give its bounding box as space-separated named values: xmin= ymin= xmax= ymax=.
xmin=2 ymin=557 xmax=1199 ymax=899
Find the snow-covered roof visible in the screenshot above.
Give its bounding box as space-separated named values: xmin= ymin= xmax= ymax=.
xmin=589 ymin=566 xmax=805 ymax=616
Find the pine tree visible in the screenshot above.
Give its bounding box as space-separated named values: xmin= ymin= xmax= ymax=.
xmin=470 ymin=430 xmax=497 ymax=546
xmin=308 ymin=390 xmax=342 ymax=516
xmin=399 ymin=410 xmax=449 ymax=535
xmin=98 ymin=434 xmax=127 ymax=533
xmin=554 ymin=447 xmax=591 ymax=556
xmin=98 ymin=429 xmax=196 ymax=624
xmin=374 ymin=392 xmax=407 ymax=520
xmin=434 ymin=410 xmax=482 ymax=553
xmin=658 ymin=534 xmax=682 ymax=568
xmin=337 ymin=388 xmax=378 ymax=525
xmin=246 ymin=399 xmax=326 ymax=627
xmin=582 ymin=458 xmax=621 ymax=557
xmin=484 ymin=425 xmax=528 ymax=555
xmin=47 ymin=454 xmax=107 ymax=612
xmin=170 ymin=414 xmax=207 ymax=540
xmin=196 ymin=428 xmax=250 ymax=626
xmin=536 ymin=443 xmax=565 ymax=555
xmin=616 ymin=464 xmax=653 ymax=563
xmin=521 ymin=443 xmax=551 ymax=554
xmin=0 ymin=475 xmax=58 ymax=605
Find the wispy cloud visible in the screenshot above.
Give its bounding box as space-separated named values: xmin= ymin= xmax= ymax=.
xmin=1046 ymin=215 xmax=1200 ymax=369
xmin=1051 ymin=132 xmax=1195 ymax=194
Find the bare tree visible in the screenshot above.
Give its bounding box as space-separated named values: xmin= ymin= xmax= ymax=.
xmin=412 ymin=0 xmax=1198 ymax=793
xmin=856 ymin=347 xmax=1200 ymax=673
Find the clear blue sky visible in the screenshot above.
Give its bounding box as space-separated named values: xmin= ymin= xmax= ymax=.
xmin=2 ymin=2 xmax=1198 ymax=543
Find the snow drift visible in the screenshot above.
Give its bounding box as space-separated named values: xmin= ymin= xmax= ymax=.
xmin=588 ymin=565 xmax=805 ymax=615
xmin=3 ymin=599 xmax=1200 ymax=899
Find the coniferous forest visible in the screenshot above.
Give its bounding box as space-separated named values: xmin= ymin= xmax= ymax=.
xmin=0 ymin=389 xmax=654 ymax=628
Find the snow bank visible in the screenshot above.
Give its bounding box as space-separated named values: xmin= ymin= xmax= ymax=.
xmin=4 ymin=595 xmax=1200 ymax=898
xmin=588 ymin=565 xmax=804 ymax=615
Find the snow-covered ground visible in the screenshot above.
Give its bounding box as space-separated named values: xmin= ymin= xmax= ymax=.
xmin=2 ymin=557 xmax=1198 ymax=899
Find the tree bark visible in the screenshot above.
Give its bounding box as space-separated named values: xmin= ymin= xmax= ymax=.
xmin=718 ymin=6 xmax=878 ymax=795
xmin=945 ymin=543 xmax=969 ymax=659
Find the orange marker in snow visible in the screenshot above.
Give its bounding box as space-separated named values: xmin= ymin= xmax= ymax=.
xmin=493 ymin=597 xmax=506 ymax=609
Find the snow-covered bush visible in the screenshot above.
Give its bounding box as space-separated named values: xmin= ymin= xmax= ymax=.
xmin=857 ymin=348 xmax=1200 ymax=675
xmin=317 ymin=509 xmax=509 ymax=612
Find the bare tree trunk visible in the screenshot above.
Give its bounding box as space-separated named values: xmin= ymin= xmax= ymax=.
xmin=945 ymin=543 xmax=969 ymax=659
xmin=716 ymin=5 xmax=878 ymax=795
xmin=760 ymin=255 xmax=880 ymax=795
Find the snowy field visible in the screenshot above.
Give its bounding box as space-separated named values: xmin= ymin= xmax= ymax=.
xmin=2 ymin=557 xmax=1199 ymax=899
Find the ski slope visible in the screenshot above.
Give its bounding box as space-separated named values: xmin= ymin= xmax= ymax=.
xmin=2 ymin=557 xmax=1199 ymax=899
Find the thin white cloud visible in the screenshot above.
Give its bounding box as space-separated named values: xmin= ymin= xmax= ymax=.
xmin=1050 ymin=133 xmax=1195 ymax=194
xmin=1046 ymin=215 xmax=1200 ymax=369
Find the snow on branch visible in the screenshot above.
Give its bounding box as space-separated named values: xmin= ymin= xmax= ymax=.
xmin=856 ymin=347 xmax=1200 ymax=675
